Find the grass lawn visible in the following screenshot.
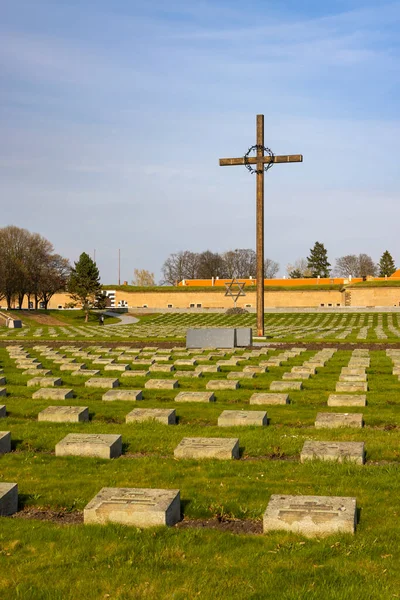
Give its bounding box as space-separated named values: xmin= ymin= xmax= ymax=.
xmin=0 ymin=342 xmax=399 ymax=598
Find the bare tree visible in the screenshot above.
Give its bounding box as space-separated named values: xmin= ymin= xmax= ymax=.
xmin=264 ymin=258 xmax=279 ymax=279
xmin=132 ymin=269 xmax=155 ymax=286
xmin=222 ymin=249 xmax=256 ymax=278
xmin=286 ymin=258 xmax=312 ymax=279
xmin=38 ymin=254 xmax=71 ymax=309
xmin=197 ymin=251 xmax=226 ymax=279
xmin=161 ymin=251 xmax=200 ymax=285
xmin=334 ymin=254 xmax=377 ymax=278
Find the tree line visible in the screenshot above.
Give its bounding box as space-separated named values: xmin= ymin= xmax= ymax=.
xmin=161 ymin=249 xmax=279 ymax=285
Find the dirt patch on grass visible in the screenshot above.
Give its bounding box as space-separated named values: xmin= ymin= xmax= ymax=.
xmin=176 ymin=517 xmax=262 ymax=535
xmin=16 ymin=311 xmax=66 ymax=326
xmin=12 ymin=506 xmax=83 ymax=525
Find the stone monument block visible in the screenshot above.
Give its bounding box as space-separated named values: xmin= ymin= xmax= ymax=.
xmin=145 ymin=379 xmax=179 ymax=390
xmin=84 ymin=487 xmax=181 ymax=527
xmin=85 ymin=378 xmax=119 ymax=389
xmin=104 ymin=364 xmax=130 ymax=372
xmin=126 ymin=408 xmax=176 ymax=425
xmin=32 ymin=388 xmax=73 ymax=400
xmin=335 ymin=382 xmax=368 ymax=393
xmin=0 ymin=405 xmax=6 ymax=418
xmin=195 ymin=365 xmax=221 ymax=373
xmin=270 ymin=381 xmax=302 ymax=391
xmin=0 ymin=431 xmax=11 ymax=454
xmin=218 ymin=410 xmax=267 ymax=427
xmin=243 ymin=366 xmax=267 ymax=374
xmin=282 ymin=372 xmax=310 ymax=380
xmin=174 ymin=371 xmax=202 ymax=378
xmin=250 ymin=393 xmax=290 ymax=405
xmin=315 ymin=412 xmax=363 ymax=428
xmin=27 ymin=377 xmax=62 ymax=388
xmin=0 ymin=483 xmax=18 ymax=516
xmin=71 ymin=369 xmax=100 ymax=377
xmin=149 ymin=364 xmax=175 ymax=373
xmin=55 ymin=433 xmax=122 ymax=458
xmin=263 ymin=494 xmax=357 ymax=537
xmin=175 ymin=391 xmax=215 ymax=403
xmin=174 ymin=437 xmax=239 ymax=459
xmin=300 ymin=441 xmax=365 ymax=464
xmin=102 ymin=390 xmax=143 ymax=401
xmin=186 ymin=328 xmax=236 ymax=349
xmin=339 ymin=374 xmax=367 ymax=382
xmin=23 ymin=369 xmax=51 ymax=376
xmin=235 ymin=327 xmax=253 ymax=347
xmin=206 ymin=380 xmax=239 ymax=390
xmin=227 ymin=371 xmax=255 ymax=379
xmin=328 ymin=395 xmax=366 ymax=407
xmin=38 ymin=406 xmax=89 ymax=423
xmin=341 ymin=367 xmax=366 ymax=376
xmin=122 ymin=370 xmax=150 ymax=378
xmin=0 ymin=388 xmax=6 ymax=397
xmin=59 ymin=363 xmax=86 ymax=371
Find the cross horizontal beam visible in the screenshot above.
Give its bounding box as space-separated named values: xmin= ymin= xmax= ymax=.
xmin=219 ymin=154 xmax=303 ymax=167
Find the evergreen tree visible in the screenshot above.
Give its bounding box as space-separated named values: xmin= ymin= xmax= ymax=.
xmin=307 ymin=242 xmax=331 ymax=278
xmin=378 ymin=250 xmax=396 ymax=277
xmin=68 ymin=252 xmax=102 ymax=322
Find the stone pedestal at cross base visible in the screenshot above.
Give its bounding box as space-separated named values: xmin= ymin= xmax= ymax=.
xmin=55 ymin=433 xmax=122 ymax=459
xmin=174 ymin=437 xmax=239 ymax=460
xmin=263 ymin=495 xmax=357 ymax=537
xmin=0 ymin=483 xmax=18 ymax=516
xmin=300 ymin=441 xmax=365 ymax=465
xmin=84 ymin=487 xmax=181 ymax=527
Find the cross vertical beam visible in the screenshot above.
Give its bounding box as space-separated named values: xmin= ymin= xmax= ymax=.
xmin=256 ymin=115 xmax=265 ymax=337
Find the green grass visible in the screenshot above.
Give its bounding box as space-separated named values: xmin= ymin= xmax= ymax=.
xmin=103 ymin=283 xmax=344 ymax=292
xmin=349 ymin=280 xmax=400 ymax=287
xmin=0 ymin=344 xmax=400 ymax=597
xmin=7 ymin=309 xmax=121 ymax=327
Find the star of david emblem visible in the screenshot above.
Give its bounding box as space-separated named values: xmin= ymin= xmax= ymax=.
xmin=224 ymin=279 xmax=246 ymax=307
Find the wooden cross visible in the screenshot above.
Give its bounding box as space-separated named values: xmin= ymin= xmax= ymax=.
xmin=219 ymin=114 xmax=303 ymax=337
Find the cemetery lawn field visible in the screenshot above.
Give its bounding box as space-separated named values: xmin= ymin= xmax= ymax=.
xmin=2 ymin=310 xmax=400 ymax=342
xmin=0 ymin=342 xmax=400 ymax=598
xmin=7 ymin=309 xmax=121 ymax=327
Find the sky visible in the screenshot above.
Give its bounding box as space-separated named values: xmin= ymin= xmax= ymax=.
xmin=1 ymin=0 xmax=400 ymax=283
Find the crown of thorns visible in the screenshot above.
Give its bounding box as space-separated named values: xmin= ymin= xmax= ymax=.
xmin=244 ymin=144 xmax=274 ymax=175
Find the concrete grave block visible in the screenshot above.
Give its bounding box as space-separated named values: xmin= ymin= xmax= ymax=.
xmin=122 ymin=370 xmax=150 ymax=378
xmin=149 ymin=364 xmax=175 ymax=373
xmin=339 ymin=374 xmax=367 ymax=382
xmin=0 ymin=405 xmax=6 ymax=417
xmin=55 ymin=433 xmax=122 ymax=458
xmin=227 ymin=371 xmax=255 ymax=379
xmin=174 ymin=359 xmax=197 ymax=366
xmin=315 ymin=412 xmax=363 ymax=428
xmin=250 ymin=393 xmax=290 ymax=405
xmin=327 ymin=395 xmax=366 ymax=407
xmin=32 ymin=388 xmax=73 ymax=400
xmin=23 ymin=369 xmax=51 ymax=376
xmin=145 ymin=379 xmax=179 ymax=390
xmin=175 ymin=391 xmax=215 ymax=403
xmin=0 ymin=388 xmax=6 ymax=397
xmin=126 ymin=408 xmax=176 ymax=425
xmin=186 ymin=328 xmax=236 ymax=349
xmin=104 ymin=364 xmax=130 ymax=372
xmin=38 ymin=406 xmax=89 ymax=423
xmin=71 ymin=369 xmax=100 ymax=377
xmin=300 ymin=441 xmax=365 ymax=464
xmin=0 ymin=483 xmax=18 ymax=516
xmin=243 ymin=366 xmax=267 ymax=374
xmin=0 ymin=431 xmax=11 ymax=454
xmin=263 ymin=495 xmax=357 ymax=537
xmin=84 ymin=487 xmax=181 ymax=527
xmin=341 ymin=367 xmax=366 ymax=376
xmin=85 ymin=378 xmax=119 ymax=389
xmin=235 ymin=327 xmax=253 ymax=347
xmin=27 ymin=377 xmax=62 ymax=388
xmin=0 ymin=377 xmax=6 ymax=386
xmin=291 ymin=366 xmax=316 ymax=375
xmin=195 ymin=365 xmax=221 ymax=373
xmin=218 ymin=410 xmax=267 ymax=427
xmin=335 ymin=382 xmax=368 ymax=393
xmin=59 ymin=363 xmax=86 ymax=371
xmin=174 ymin=437 xmax=239 ymax=460
xmin=270 ymin=381 xmax=302 ymax=391
xmin=206 ymin=380 xmax=239 ymax=390
xmin=102 ymin=390 xmax=142 ymax=401
xmin=174 ymin=371 xmax=202 ymax=378
xmin=282 ymin=372 xmax=310 ymax=380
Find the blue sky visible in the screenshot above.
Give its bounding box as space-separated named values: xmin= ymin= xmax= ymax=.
xmin=1 ymin=0 xmax=400 ymax=282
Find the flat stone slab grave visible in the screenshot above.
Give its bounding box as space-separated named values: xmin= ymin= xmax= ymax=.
xmin=335 ymin=382 xmax=368 ymax=393
xmin=84 ymin=487 xmax=181 ymax=527
xmin=126 ymin=408 xmax=176 ymax=425
xmin=32 ymin=388 xmax=74 ymax=400
xmin=263 ymin=495 xmax=357 ymax=537
xmin=71 ymin=370 xmax=100 ymax=377
xmin=300 ymin=441 xmax=365 ymax=464
xmin=85 ymin=378 xmax=119 ymax=389
xmin=55 ymin=434 xmax=122 ymax=458
xmin=174 ymin=437 xmax=239 ymax=459
xmin=38 ymin=406 xmax=89 ymax=423
xmin=206 ymin=380 xmax=239 ymax=390
xmin=0 ymin=431 xmax=11 ymax=454
xmin=328 ymin=395 xmax=366 ymax=407
xmin=102 ymin=390 xmax=143 ymax=401
xmin=227 ymin=371 xmax=255 ymax=380
xmin=250 ymin=393 xmax=289 ymax=405
xmin=145 ymin=379 xmax=179 ymax=390
xmin=0 ymin=483 xmax=18 ymax=516
xmin=315 ymin=412 xmax=363 ymax=428
xmin=218 ymin=410 xmax=267 ymax=427
xmin=27 ymin=377 xmax=62 ymax=388
xmin=175 ymin=392 xmax=215 ymax=403
xmin=270 ymin=381 xmax=302 ymax=391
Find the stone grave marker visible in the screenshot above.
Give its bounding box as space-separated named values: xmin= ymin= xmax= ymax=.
xmin=263 ymin=494 xmax=357 ymax=537
xmin=315 ymin=412 xmax=363 ymax=428
xmin=27 ymin=377 xmax=62 ymax=388
xmin=71 ymin=369 xmax=100 ymax=377
xmin=243 ymin=366 xmax=267 ymax=374
xmin=55 ymin=433 xmax=122 ymax=458
xmin=0 ymin=377 xmax=6 ymax=386
xmin=149 ymin=364 xmax=175 ymax=373
xmin=84 ymin=487 xmax=181 ymax=527
xmin=218 ymin=410 xmax=267 ymax=427
xmin=32 ymin=388 xmax=74 ymax=400
xmin=250 ymin=393 xmax=290 ymax=405
xmin=227 ymin=371 xmax=255 ymax=379
xmin=38 ymin=406 xmax=89 ymax=423
xmin=0 ymin=483 xmax=18 ymax=516
xmin=174 ymin=437 xmax=239 ymax=459
xmin=0 ymin=431 xmax=11 ymax=454
xmin=195 ymin=365 xmax=221 ymax=373
xmin=104 ymin=364 xmax=130 ymax=372
xmin=59 ymin=363 xmax=86 ymax=371
xmin=122 ymin=371 xmax=150 ymax=378
xmin=126 ymin=408 xmax=176 ymax=425
xmin=341 ymin=367 xmax=366 ymax=376
xmin=270 ymin=381 xmax=302 ymax=391
xmin=335 ymin=382 xmax=368 ymax=393
xmin=145 ymin=379 xmax=179 ymax=390
xmin=339 ymin=374 xmax=367 ymax=382
xmin=0 ymin=388 xmax=6 ymax=397
xmin=328 ymin=394 xmax=366 ymax=407
xmin=23 ymin=369 xmax=51 ymax=376
xmin=174 ymin=371 xmax=202 ymax=378
xmin=291 ymin=366 xmax=316 ymax=375
xmin=300 ymin=441 xmax=365 ymax=464
xmin=282 ymin=372 xmax=310 ymax=380
xmin=206 ymin=380 xmax=239 ymax=390
xmin=0 ymin=405 xmax=6 ymax=418
xmin=175 ymin=391 xmax=215 ymax=403
xmin=102 ymin=390 xmax=142 ymax=401
xmin=85 ymin=378 xmax=119 ymax=389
